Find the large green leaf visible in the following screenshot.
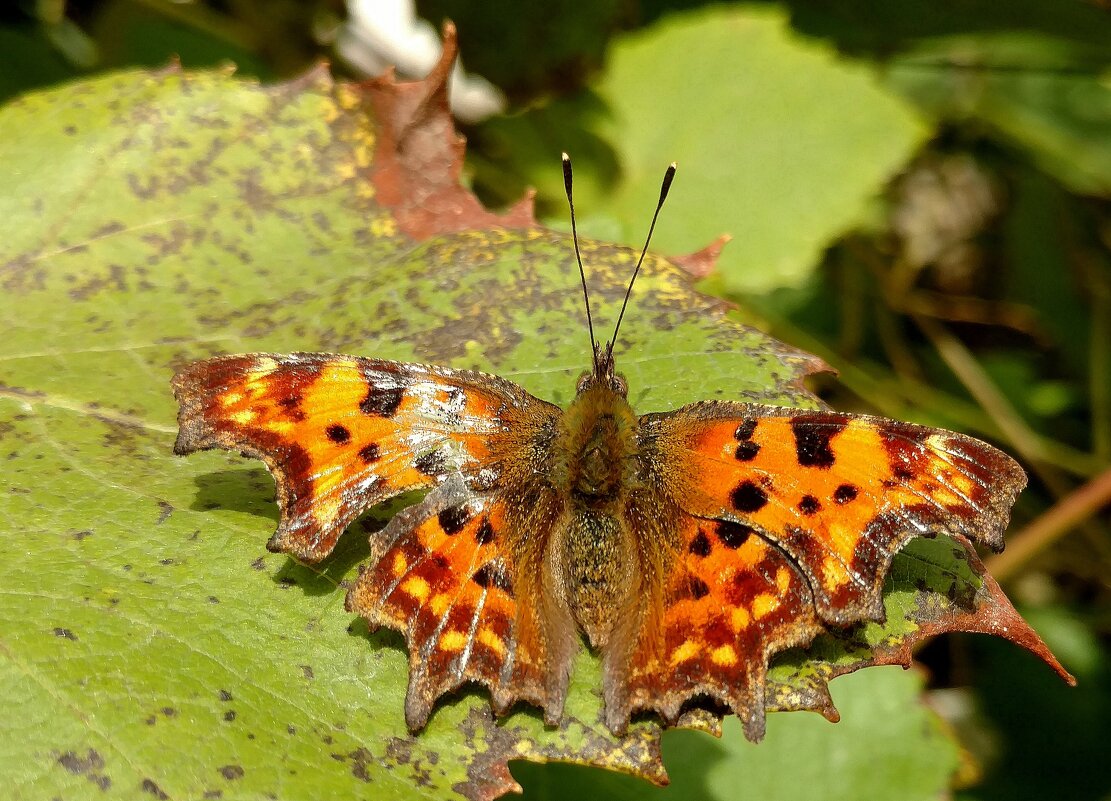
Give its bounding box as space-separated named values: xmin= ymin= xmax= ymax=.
xmin=0 ymin=42 xmax=1066 ymax=801
xmin=472 ymin=6 xmax=928 ymax=293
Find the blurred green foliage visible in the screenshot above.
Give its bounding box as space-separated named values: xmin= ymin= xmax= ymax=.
xmin=2 ymin=1 xmax=1108 ymax=799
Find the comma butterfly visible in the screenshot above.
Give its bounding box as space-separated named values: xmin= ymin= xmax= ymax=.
xmin=172 ymin=155 xmax=1032 ymax=741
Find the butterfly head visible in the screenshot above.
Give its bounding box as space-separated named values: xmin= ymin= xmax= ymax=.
xmin=576 ymin=341 xmax=628 ymax=397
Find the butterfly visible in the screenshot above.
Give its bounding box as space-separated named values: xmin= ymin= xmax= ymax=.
xmin=171 ymin=155 xmax=1025 ymax=741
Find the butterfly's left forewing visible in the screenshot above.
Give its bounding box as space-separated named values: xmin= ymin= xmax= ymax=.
xmin=172 ymin=353 xmax=558 ymax=562
xmin=641 ymin=402 xmax=1025 ymax=623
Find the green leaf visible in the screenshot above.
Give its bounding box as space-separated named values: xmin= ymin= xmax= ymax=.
xmin=473 ymin=6 xmax=928 ymax=293
xmin=0 ymin=62 xmax=821 ymax=801
xmin=0 ymin=56 xmax=1064 ymax=801
xmin=512 ymin=667 xmax=958 ymax=801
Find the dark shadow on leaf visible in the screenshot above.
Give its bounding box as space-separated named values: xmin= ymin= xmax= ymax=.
xmin=346 ymin=615 xmax=407 ymax=653
xmin=271 ymin=521 xmax=372 ymax=597
xmin=189 ymin=467 xmax=278 ymax=520
xmin=343 ymin=612 xmax=555 ymax=733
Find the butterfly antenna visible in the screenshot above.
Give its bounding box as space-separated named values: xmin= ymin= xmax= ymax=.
xmin=563 ymin=153 xmax=598 ymax=358
xmin=609 ymin=161 xmax=677 ymax=352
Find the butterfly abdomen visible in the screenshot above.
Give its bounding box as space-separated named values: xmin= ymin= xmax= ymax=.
xmin=559 ymin=509 xmax=635 ymax=648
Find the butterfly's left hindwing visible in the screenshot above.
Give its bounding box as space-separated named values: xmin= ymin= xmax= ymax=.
xmin=172 ymin=353 xmax=558 ymax=562
xmin=610 ymin=509 xmax=822 ymax=741
xmin=345 ymin=475 xmax=556 ymax=729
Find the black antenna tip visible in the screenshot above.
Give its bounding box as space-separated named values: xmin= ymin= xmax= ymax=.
xmin=606 ymin=159 xmax=677 ymax=352
xmin=659 ymin=162 xmax=677 ymax=205
xmin=562 ymin=152 xmax=573 ymax=199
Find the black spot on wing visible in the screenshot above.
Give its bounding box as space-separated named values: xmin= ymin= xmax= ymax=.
xmin=798 ymin=495 xmax=822 ymax=515
xmin=361 ymin=384 xmax=404 ymax=417
xmin=277 ymin=395 xmax=305 ymax=422
xmin=716 ymin=520 xmax=754 ymax=549
xmin=734 ymin=419 xmax=757 ymax=441
xmin=791 ymin=417 xmax=842 ymax=468
xmin=438 ymin=504 xmax=473 ymax=535
xmin=833 ymin=483 xmax=859 ymax=504
xmin=881 ymin=425 xmax=931 ymax=482
xmin=474 ymin=518 xmax=495 ymax=545
xmin=472 ymin=562 xmax=513 ymax=596
xmin=414 ymin=449 xmax=448 ymax=476
xmin=689 ymin=528 xmax=712 ymax=557
xmin=734 ymin=441 xmax=761 ymax=461
xmin=326 ymin=424 xmax=350 ymax=444
xmin=731 ymin=481 xmax=769 ymax=513
xmin=893 ymin=465 xmax=916 ymax=481
xmin=358 ymin=443 xmax=380 ymax=463
xmin=688 ymin=576 xmax=710 ymax=600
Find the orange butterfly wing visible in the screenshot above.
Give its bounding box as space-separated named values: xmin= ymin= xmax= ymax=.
xmin=344 ymin=475 xmax=555 ymax=728
xmin=172 ymin=353 xmax=558 ymax=562
xmin=611 ymin=510 xmax=821 ymax=740
xmin=613 ymin=402 xmax=1026 ymax=739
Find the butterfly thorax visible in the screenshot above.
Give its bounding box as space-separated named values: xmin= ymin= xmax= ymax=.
xmin=557 ymin=380 xmax=638 ymax=505
xmin=551 ymin=378 xmax=640 ymax=647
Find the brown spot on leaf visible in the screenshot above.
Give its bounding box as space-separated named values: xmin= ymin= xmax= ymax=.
xmin=218 ymin=765 xmax=244 ymax=781
xmin=56 ymin=749 xmax=111 ymax=790
xmin=348 ymin=747 xmax=374 ymax=783
xmin=141 ymin=778 xmax=169 ymax=799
